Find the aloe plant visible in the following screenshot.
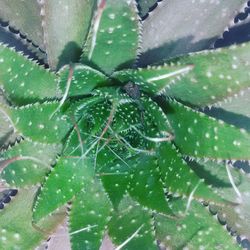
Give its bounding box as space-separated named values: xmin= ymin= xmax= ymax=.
xmin=0 ymin=0 xmax=250 ymax=249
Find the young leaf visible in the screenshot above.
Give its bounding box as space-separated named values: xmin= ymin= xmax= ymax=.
xmin=0 ymin=187 xmax=66 ymax=250
xmin=82 ymin=0 xmax=140 ymax=74
xmin=155 ymin=198 xmax=241 ymax=250
xmin=59 ymin=64 xmax=109 ymax=98
xmin=0 ymin=44 xmax=59 ymax=105
xmin=41 ymin=0 xmax=97 ymax=70
xmin=0 ymin=0 xmax=44 ymax=50
xmin=112 ymin=64 xmax=193 ymax=95
xmin=166 ymin=43 xmax=250 ymax=107
xmin=69 ymin=179 xmax=112 ymax=250
xmin=108 ymin=196 xmax=157 ymax=250
xmin=165 ymin=99 xmax=250 ymax=160
xmin=140 ymin=0 xmax=248 ymax=65
xmin=33 ymin=157 xmax=93 ymax=222
xmin=0 ymin=102 xmax=72 ymax=143
xmin=140 ymin=96 xmax=172 ymax=133
xmin=0 ymin=140 xmax=62 ymax=187
xmin=158 ymin=143 xmax=223 ymax=204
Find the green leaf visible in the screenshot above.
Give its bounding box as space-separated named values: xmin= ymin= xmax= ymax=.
xmin=140 ymin=96 xmax=172 ymax=133
xmin=82 ymin=0 xmax=140 ymax=74
xmin=0 ymin=102 xmax=72 ymax=144
xmin=69 ymin=179 xmax=112 ymax=250
xmin=33 ymin=157 xmax=93 ymax=222
xmin=0 ymin=0 xmax=44 ymax=50
xmin=155 ymin=198 xmax=241 ymax=250
xmin=165 ymin=99 xmax=250 ymax=160
xmin=41 ymin=0 xmax=97 ymax=70
xmin=0 ymin=44 xmax=59 ymax=105
xmin=108 ymin=196 xmax=157 ymax=250
xmin=158 ymin=143 xmax=223 ymax=204
xmin=166 ymin=43 xmax=250 ymax=106
xmin=0 ymin=140 xmax=61 ymax=187
xmin=100 ymin=153 xmax=131 ymax=209
xmin=137 ymin=0 xmax=158 ymax=17
xmin=65 ymin=95 xmax=104 ymax=121
xmin=128 ymin=155 xmax=173 ymax=214
xmin=112 ymin=64 xmax=193 ymax=95
xmin=59 ymin=64 xmax=109 ymax=98
xmin=0 ymin=187 xmax=66 ymax=250
xmin=140 ymin=0 xmax=248 ymax=65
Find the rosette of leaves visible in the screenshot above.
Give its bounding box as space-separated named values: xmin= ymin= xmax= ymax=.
xmin=0 ymin=0 xmax=250 ymax=249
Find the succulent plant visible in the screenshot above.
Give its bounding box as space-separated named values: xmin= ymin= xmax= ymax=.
xmin=1 ymin=0 xmax=250 ymax=249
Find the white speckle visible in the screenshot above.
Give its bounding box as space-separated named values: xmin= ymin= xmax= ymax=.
xmin=205 ymin=133 xmax=210 ymax=138
xmin=233 ymin=140 xmax=241 ymax=146
xmin=14 ymin=233 xmax=20 ymax=240
xmin=108 ymin=27 xmax=114 ymax=33
xmin=206 ymin=71 xmax=212 ymax=78
xmin=108 ymin=13 xmax=115 ymax=19
xmin=39 ymin=124 xmax=45 ymax=129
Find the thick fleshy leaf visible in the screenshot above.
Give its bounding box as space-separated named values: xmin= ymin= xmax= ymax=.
xmin=0 ymin=102 xmax=72 ymax=143
xmin=158 ymin=143 xmax=223 ymax=204
xmin=108 ymin=196 xmax=157 ymax=250
xmin=59 ymin=64 xmax=109 ymax=98
xmin=69 ymin=179 xmax=112 ymax=250
xmin=128 ymin=155 xmax=173 ymax=214
xmin=100 ymin=156 xmax=130 ymax=210
xmin=0 ymin=44 xmax=59 ymax=105
xmin=166 ymin=43 xmax=250 ymax=107
xmin=82 ymin=0 xmax=140 ymax=74
xmin=192 ymin=160 xmax=250 ymax=241
xmin=0 ymin=140 xmax=61 ymax=187
xmin=41 ymin=0 xmax=97 ymax=69
xmin=0 ymin=1 xmax=44 ymax=49
xmin=140 ymin=0 xmax=248 ymax=65
xmin=33 ymin=157 xmax=93 ymax=222
xmin=137 ymin=0 xmax=159 ymax=18
xmin=165 ymin=99 xmax=250 ymax=160
xmin=112 ymin=64 xmax=193 ymax=95
xmin=0 ymin=187 xmax=66 ymax=250
xmin=155 ymin=198 xmax=241 ymax=250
